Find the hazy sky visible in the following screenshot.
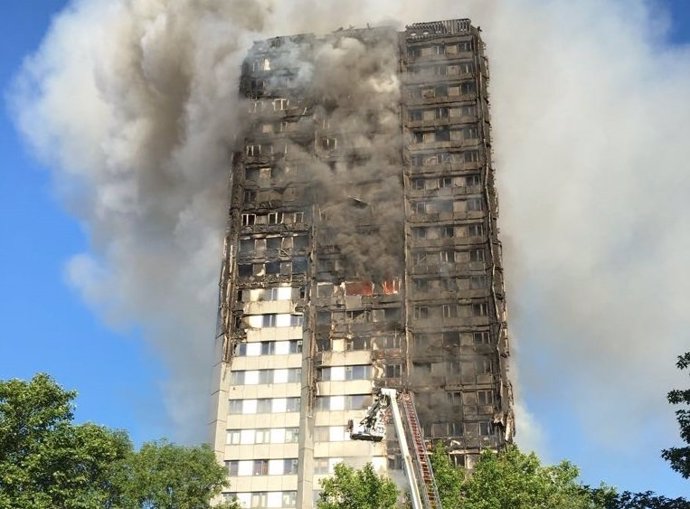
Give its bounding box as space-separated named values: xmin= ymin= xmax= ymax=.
xmin=2 ymin=0 xmax=689 ymax=498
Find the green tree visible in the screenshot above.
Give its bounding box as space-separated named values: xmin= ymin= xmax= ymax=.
xmin=460 ymin=446 xmax=610 ymax=509
xmin=0 ymin=373 xmax=131 ymax=509
xmin=429 ymin=442 xmax=463 ymax=509
xmin=0 ymin=374 xmax=237 ymax=509
xmin=116 ymin=440 xmax=237 ymax=509
xmin=317 ymin=462 xmax=399 ymax=509
xmin=662 ymin=352 xmax=690 ymax=479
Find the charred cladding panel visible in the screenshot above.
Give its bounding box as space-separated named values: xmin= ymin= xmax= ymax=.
xmin=211 ymin=19 xmax=514 ymax=508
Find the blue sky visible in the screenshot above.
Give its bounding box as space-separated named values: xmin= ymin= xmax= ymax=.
xmin=2 ymin=0 xmax=689 ymax=500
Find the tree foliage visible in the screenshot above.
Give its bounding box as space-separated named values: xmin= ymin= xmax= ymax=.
xmin=429 ymin=443 xmax=463 ymax=509
xmin=459 ymin=446 xmax=611 ymax=509
xmin=662 ymin=352 xmax=690 ymax=479
xmin=317 ymin=462 xmax=399 ymax=509
xmin=0 ymin=374 xmax=235 ymax=509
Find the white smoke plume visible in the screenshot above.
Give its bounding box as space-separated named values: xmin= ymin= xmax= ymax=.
xmin=11 ymin=0 xmax=690 ymax=494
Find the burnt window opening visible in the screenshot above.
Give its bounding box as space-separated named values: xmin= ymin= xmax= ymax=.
xmin=442 ymin=304 xmax=457 ymax=319
xmin=292 ymin=257 xmax=308 ymax=274
xmin=241 ymin=214 xmax=256 ymax=226
xmin=466 ymin=174 xmax=482 ymax=186
xmin=474 ymin=331 xmax=491 ymax=344
xmin=468 ymin=223 xmax=484 ymax=237
xmin=244 ymin=190 xmax=256 ymax=203
xmin=479 ymin=422 xmax=493 ymax=436
xmin=409 ymin=110 xmax=423 ymax=121
xmin=385 ymin=364 xmax=402 ymax=378
xmin=439 ymin=177 xmax=453 ymax=189
xmin=464 ymin=150 xmax=480 ymax=163
xmin=478 ymin=390 xmax=495 ymax=405
xmin=346 ymin=337 xmax=371 ymax=351
xmin=384 ymin=308 xmax=401 ymax=321
xmin=435 ymin=129 xmax=450 ymax=142
xmin=476 ymin=357 xmax=493 ymax=374
xmin=413 ymin=306 xmax=429 ymax=320
xmin=470 ymin=248 xmax=485 ymax=262
xmin=470 ymin=275 xmax=488 ymax=289
xmin=316 ymin=311 xmax=330 ymax=325
xmin=413 ymin=362 xmax=431 ymax=375
xmin=238 ymin=264 xmax=253 ymax=278
xmin=379 ymin=335 xmax=401 ymax=349
xmin=266 ymin=237 xmax=281 ymax=251
xmin=293 ymin=235 xmax=309 ymax=250
xmin=472 ymin=302 xmax=489 ymax=317
xmin=467 ymin=198 xmax=483 ymax=211
xmin=447 ymin=391 xmax=462 ymax=405
xmin=265 ymin=261 xmax=281 ymax=275
xmin=443 ymin=331 xmax=461 ymax=347
xmin=441 ymin=225 xmax=454 ymax=238
xmin=465 ymin=126 xmax=479 ymax=139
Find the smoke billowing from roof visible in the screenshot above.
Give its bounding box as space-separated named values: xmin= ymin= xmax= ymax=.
xmin=11 ymin=0 xmax=690 ymax=494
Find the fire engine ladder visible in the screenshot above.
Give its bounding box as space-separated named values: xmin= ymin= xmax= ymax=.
xmin=399 ymin=391 xmax=443 ymax=509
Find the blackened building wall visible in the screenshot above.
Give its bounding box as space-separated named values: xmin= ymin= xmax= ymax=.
xmin=209 ymin=18 xmax=514 ymax=509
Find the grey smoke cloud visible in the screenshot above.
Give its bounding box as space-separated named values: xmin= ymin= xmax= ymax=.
xmin=10 ymin=0 xmax=690 ymax=493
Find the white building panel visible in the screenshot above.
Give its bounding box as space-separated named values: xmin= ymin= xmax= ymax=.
xmin=237 ymin=460 xmax=253 ymax=476
xmin=273 ymin=369 xmax=288 ymax=383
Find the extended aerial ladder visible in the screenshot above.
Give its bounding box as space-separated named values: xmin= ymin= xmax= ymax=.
xmin=347 ymin=388 xmax=443 ymax=509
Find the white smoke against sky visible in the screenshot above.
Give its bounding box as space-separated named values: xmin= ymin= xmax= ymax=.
xmin=10 ymin=0 xmax=690 ymax=486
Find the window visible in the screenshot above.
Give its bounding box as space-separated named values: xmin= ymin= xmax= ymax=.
xmin=265 ymin=261 xmax=280 ymax=274
xmin=345 ymin=365 xmax=370 ymax=380
xmin=228 ymin=399 xmax=243 ymax=413
xmin=273 ymin=98 xmax=289 ymax=111
xmin=470 ymin=275 xmax=488 ymax=289
xmin=413 ymin=227 xmax=427 ymax=239
xmin=293 ymin=211 xmax=305 ymax=223
xmin=441 ymin=332 xmax=459 ymax=348
xmin=287 ymin=368 xmax=301 ymax=383
xmin=256 ymin=399 xmax=272 ymax=413
xmin=292 ymin=257 xmax=308 ymax=274
xmin=284 ymin=459 xmax=299 ymax=475
xmin=468 ymin=223 xmax=484 ymax=236
xmin=440 ymin=177 xmax=453 ymax=188
xmin=472 ymin=302 xmax=489 ymax=316
xmin=459 ymin=61 xmax=474 ymax=74
xmin=478 ymin=390 xmax=494 ymax=405
xmin=447 ymin=391 xmax=462 ymax=405
xmin=285 ymin=428 xmax=299 ymax=443
xmin=255 ymin=429 xmax=270 ymax=443
xmin=385 ymin=364 xmax=402 ymax=378
xmin=414 ymin=278 xmax=429 ymax=291
xmin=226 ymin=460 xmax=239 ymax=476
xmin=442 ymin=304 xmax=457 ymax=319
xmin=241 ymin=214 xmax=256 ymax=226
xmin=476 ymin=357 xmax=493 ymax=374
xmin=253 ymin=460 xmax=269 ymax=476
xmin=459 ymin=40 xmax=473 ymax=52
xmin=474 ymin=331 xmax=491 ymax=344
xmin=246 ymin=144 xmax=261 ymax=156
xmin=465 ymin=126 xmax=479 ymax=139
xmin=409 ymin=110 xmax=422 ymax=121
xmin=466 ymin=174 xmax=481 ymax=186
xmin=414 ymin=202 xmax=426 ymax=214
xmin=283 ymin=492 xmax=298 ymax=507
xmin=314 ymin=458 xmax=329 ymax=475
xmin=268 ymin=212 xmax=283 ymax=224
xmin=413 ymin=306 xmax=429 ymax=320
xmin=461 ymin=81 xmax=476 ymax=94
xmin=250 ymin=492 xmax=268 ymax=508
xmin=464 ymin=150 xmax=479 ymax=162
xmin=479 ymin=422 xmax=493 ymax=436
xmin=346 ymin=337 xmax=371 ymax=351
xmin=230 ymin=371 xmax=245 ymax=385
xmin=227 ymin=430 xmax=241 ymax=444
xmin=441 ymin=225 xmax=454 ymax=238
xmin=470 ymin=248 xmax=485 ymax=262
xmin=435 ymin=129 xmax=450 ymax=142
xmin=379 ymin=335 xmax=401 ymax=349
xmin=467 ymin=198 xmax=483 ymax=211
xmin=263 ymin=314 xmax=277 ymax=327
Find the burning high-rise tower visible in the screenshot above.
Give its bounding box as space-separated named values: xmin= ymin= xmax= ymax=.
xmin=209 ymin=18 xmax=514 ymax=508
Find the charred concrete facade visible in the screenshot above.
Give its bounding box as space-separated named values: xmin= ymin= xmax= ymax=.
xmin=210 ymin=19 xmax=514 ymax=509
